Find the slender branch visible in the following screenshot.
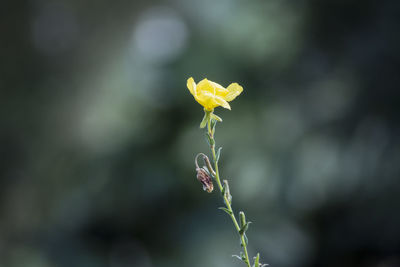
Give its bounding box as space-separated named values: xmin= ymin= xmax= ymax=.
xmin=206 ymin=115 xmax=252 ymax=267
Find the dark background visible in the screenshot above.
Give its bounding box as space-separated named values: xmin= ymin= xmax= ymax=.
xmin=1 ymin=0 xmax=400 ymax=266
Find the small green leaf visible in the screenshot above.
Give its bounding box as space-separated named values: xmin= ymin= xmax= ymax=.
xmin=216 ymin=147 xmax=222 ymax=163
xmin=239 ymin=221 xmax=252 ymax=236
xmin=232 ymin=252 xmax=247 ymax=262
xmin=218 ymin=207 xmax=232 ymax=215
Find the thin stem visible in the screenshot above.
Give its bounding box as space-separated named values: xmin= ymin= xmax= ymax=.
xmin=207 ymin=116 xmax=252 ymax=267
xmin=207 ymin=115 xmax=223 ymax=191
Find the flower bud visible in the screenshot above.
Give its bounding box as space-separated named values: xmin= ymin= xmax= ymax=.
xmin=239 ymin=211 xmax=246 ymax=228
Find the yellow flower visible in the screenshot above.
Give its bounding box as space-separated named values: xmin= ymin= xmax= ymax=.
xmin=187 ymin=77 xmax=243 ymax=111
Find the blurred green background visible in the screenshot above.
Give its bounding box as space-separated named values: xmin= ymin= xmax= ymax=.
xmin=1 ymin=0 xmax=400 ymax=266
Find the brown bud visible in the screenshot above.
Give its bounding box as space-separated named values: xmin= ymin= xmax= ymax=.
xmin=196 ymin=167 xmax=214 ymax=193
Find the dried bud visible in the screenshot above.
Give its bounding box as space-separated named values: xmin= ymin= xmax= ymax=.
xmin=194 ymin=153 xmax=215 ymax=193
xmin=196 ymin=167 xmax=214 ymax=193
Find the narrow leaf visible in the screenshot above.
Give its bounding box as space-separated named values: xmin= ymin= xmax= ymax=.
xmin=232 ymin=255 xmax=243 ymax=261
xmin=218 ymin=207 xmax=232 ymax=215
xmin=216 ymin=147 xmax=222 ymax=163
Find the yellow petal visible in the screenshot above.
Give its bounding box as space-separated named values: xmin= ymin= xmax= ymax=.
xmin=200 ymin=97 xmax=217 ymax=111
xmin=225 ymin=83 xmax=243 ymax=102
xmin=187 ymin=77 xmax=196 ymax=96
xmin=210 ymin=81 xmax=229 ymax=98
xmin=195 ymin=91 xmax=215 ymax=110
xmin=204 ymin=100 xmax=218 ymax=111
xmin=214 ymin=95 xmax=231 ymax=110
xmin=197 ymin=78 xmax=215 ymax=94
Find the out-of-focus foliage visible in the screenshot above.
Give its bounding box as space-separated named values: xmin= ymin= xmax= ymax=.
xmin=1 ymin=0 xmax=399 ymax=266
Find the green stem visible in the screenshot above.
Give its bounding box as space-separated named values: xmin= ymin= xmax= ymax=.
xmin=207 ymin=115 xmax=251 ymax=267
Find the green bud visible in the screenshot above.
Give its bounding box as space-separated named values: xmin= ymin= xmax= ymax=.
xmin=254 ymin=253 xmax=260 ymax=267
xmin=239 ymin=211 xmax=246 ymax=228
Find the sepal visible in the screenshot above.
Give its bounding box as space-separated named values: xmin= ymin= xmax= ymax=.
xmin=211 ymin=113 xmax=223 ymax=122
xmin=199 ymin=111 xmax=210 ymax=128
